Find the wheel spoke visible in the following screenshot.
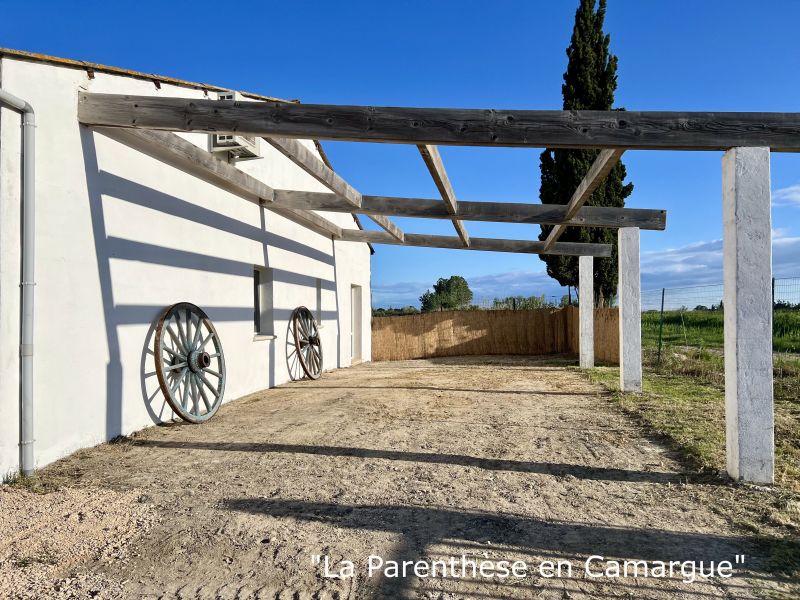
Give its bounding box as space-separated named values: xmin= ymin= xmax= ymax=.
xmin=191 ymin=317 xmax=203 ymax=350
xmin=162 ymin=345 xmax=182 ymax=359
xmin=198 ymin=373 xmax=220 ymax=398
xmin=199 ymin=331 xmax=214 ymax=351
xmin=164 ymin=361 xmax=188 ymax=371
xmin=202 ymin=367 xmax=222 ymax=378
xmin=197 ymin=380 xmax=212 ymax=412
xmin=175 ymin=313 xmax=189 ymax=352
xmin=185 ymin=310 xmax=192 ymax=349
xmin=190 ymin=375 xmax=200 ymax=415
xmin=299 ymin=315 xmax=310 ymax=338
xmin=170 ymin=367 xmax=187 ymax=397
xmin=180 ymin=371 xmax=189 ymax=409
xmin=170 ymin=368 xmax=189 ymax=398
xmin=166 ymin=325 xmax=185 ymax=355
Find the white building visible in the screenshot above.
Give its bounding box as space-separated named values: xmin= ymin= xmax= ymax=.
xmin=0 ymin=49 xmax=373 ymax=477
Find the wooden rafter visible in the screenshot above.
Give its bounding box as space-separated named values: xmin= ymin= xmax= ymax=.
xmin=340 ymin=230 xmax=612 ymax=257
xmin=264 ymin=136 xmax=403 ymax=242
xmin=79 ymin=93 xmax=800 ymax=151
xmin=542 ymin=149 xmax=625 ymax=252
xmin=90 ymin=127 xmax=616 ymax=256
xmin=417 ymin=145 xmax=469 ymax=246
xmin=272 ymin=190 xmax=666 ymax=230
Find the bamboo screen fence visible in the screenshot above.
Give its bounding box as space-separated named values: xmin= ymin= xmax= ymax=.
xmin=372 ymin=307 xmax=619 ymax=363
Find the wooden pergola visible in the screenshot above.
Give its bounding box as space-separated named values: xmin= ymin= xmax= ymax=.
xmin=78 ymin=93 xmax=793 ymax=485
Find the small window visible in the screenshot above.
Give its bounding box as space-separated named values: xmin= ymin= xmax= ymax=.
xmin=315 ymin=278 xmax=322 ymax=324
xmin=254 ymin=266 xmax=274 ymax=336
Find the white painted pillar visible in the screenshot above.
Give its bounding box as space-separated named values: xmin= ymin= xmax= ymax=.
xmin=579 ymin=256 xmax=594 ymax=368
xmin=722 ymin=147 xmax=774 ymax=484
xmin=618 ymin=227 xmax=642 ymax=392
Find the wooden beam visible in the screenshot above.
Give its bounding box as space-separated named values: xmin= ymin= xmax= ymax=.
xmin=417 ymin=145 xmax=469 ymax=246
xmin=340 ymin=230 xmax=612 ymax=257
xmin=264 ymin=136 xmax=404 ymax=242
xmin=272 ymin=190 xmax=667 ymax=230
xmin=542 ymin=149 xmax=625 ymax=251
xmin=265 ymin=136 xmax=361 ymax=206
xmin=79 ymin=93 xmax=800 ymax=151
xmin=93 ymin=127 xmax=343 ymax=239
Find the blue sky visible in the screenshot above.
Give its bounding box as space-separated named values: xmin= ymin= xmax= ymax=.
xmin=4 ymin=1 xmax=800 ymax=307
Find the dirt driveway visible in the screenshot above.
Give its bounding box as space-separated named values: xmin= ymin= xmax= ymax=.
xmin=0 ymin=356 xmax=783 ymax=598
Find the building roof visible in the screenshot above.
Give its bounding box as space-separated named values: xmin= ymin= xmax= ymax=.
xmin=0 ymin=47 xmax=374 ymax=253
xmin=0 ymin=47 xmax=296 ymax=104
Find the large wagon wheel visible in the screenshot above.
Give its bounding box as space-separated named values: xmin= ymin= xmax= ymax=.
xmin=154 ymin=302 xmax=226 ymax=423
xmin=291 ymin=306 xmax=323 ymax=380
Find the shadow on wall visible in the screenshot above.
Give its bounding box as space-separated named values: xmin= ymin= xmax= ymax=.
xmin=80 ymin=129 xmax=340 ymax=436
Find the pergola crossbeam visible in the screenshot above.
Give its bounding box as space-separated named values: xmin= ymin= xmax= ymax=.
xmin=272 ymin=190 xmax=666 ymax=229
xmin=417 ymin=145 xmax=469 ymax=246
xmin=340 ymin=229 xmax=611 ymax=256
xmin=543 ymin=148 xmax=625 ymax=251
xmin=78 ymin=93 xmax=800 ymax=151
xmin=263 ymin=136 xmax=404 ymax=242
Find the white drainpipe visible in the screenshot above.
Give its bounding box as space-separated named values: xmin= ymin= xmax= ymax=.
xmin=0 ymin=89 xmax=36 ymax=476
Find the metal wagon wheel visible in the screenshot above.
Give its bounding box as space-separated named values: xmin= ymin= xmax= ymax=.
xmin=154 ymin=302 xmax=226 ymax=423
xmin=291 ymin=306 xmax=323 ymax=380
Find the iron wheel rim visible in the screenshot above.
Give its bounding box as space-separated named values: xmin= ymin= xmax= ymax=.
xmin=154 ymin=302 xmax=226 ymax=423
xmin=291 ymin=306 xmax=323 ymax=380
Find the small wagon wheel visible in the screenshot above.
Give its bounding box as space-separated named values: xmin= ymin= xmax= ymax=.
xmin=291 ymin=306 xmax=323 ymax=380
xmin=154 ymin=302 xmax=226 ymax=423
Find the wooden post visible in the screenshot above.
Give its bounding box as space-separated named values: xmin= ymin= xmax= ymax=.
xmin=579 ymin=256 xmax=594 ymax=368
xmin=722 ymin=147 xmax=774 ymax=484
xmin=618 ymin=228 xmax=642 ymax=392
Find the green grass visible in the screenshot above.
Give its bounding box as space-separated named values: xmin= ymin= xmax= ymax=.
xmin=3 ymin=470 xmax=62 ymax=494
xmin=588 ymin=366 xmax=726 ymax=473
xmin=586 ymin=351 xmax=800 ymax=591
xmin=642 ymin=309 xmax=800 ymax=353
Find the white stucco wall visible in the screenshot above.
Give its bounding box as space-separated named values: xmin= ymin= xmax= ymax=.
xmin=0 ymin=57 xmax=372 ymax=476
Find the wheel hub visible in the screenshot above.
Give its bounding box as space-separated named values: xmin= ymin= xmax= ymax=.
xmin=188 ymin=349 xmax=211 ymax=372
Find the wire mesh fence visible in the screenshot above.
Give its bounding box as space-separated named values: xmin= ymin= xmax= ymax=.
xmin=643 ymin=276 xmax=800 ymax=359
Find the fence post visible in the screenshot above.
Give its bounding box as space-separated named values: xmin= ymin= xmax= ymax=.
xmin=772 ymin=277 xmax=775 ymax=307
xmin=657 ymin=287 xmax=665 ymax=366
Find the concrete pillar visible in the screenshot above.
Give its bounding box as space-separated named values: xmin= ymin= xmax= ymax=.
xmin=722 ymin=147 xmax=774 ymax=484
xmin=618 ymin=227 xmax=642 ymax=392
xmin=579 ymin=256 xmax=594 ymax=368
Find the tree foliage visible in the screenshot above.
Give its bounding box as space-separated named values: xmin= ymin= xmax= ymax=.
xmin=492 ymin=294 xmax=556 ymax=310
xmin=538 ymin=0 xmax=633 ymax=306
xmin=372 ymin=306 xmax=420 ymax=317
xmin=420 ymin=276 xmax=473 ymax=312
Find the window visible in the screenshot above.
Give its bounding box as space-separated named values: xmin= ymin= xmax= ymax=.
xmin=254 ymin=266 xmax=274 ymax=336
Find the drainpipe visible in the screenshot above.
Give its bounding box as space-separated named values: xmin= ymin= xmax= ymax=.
xmin=0 ymin=89 xmax=36 ymax=476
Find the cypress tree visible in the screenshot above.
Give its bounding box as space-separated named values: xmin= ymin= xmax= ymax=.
xmin=538 ymin=0 xmax=633 ymax=306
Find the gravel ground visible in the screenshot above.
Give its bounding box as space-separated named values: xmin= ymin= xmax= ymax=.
xmin=0 ymin=356 xmax=789 ymax=598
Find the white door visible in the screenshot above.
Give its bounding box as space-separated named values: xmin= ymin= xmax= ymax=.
xmin=350 ymin=285 xmax=362 ymax=364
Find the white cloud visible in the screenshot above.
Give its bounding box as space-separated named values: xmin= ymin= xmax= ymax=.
xmin=773 ymin=184 xmax=800 ymax=207
xmin=641 ymin=233 xmax=800 ymax=291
